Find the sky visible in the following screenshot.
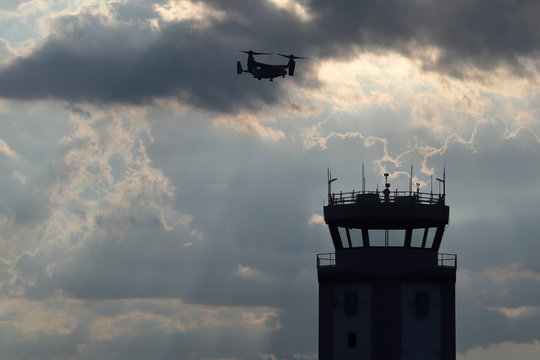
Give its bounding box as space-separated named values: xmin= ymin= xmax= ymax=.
xmin=0 ymin=0 xmax=540 ymax=359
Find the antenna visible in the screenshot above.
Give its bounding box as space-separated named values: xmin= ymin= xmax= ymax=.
xmin=430 ymin=175 xmax=433 ymax=203
xmin=442 ymin=162 xmax=446 ymax=199
xmin=436 ymin=167 xmax=446 ymax=203
xmin=383 ymin=173 xmax=390 ymax=202
xmin=362 ymin=163 xmax=366 ymax=193
xmin=327 ymin=167 xmax=337 ymax=204
xmin=409 ymin=164 xmax=413 ymax=195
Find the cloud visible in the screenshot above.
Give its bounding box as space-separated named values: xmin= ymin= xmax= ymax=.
xmin=0 ymin=38 xmax=14 ymax=64
xmin=212 ymin=112 xmax=285 ymax=140
xmin=0 ymin=4 xmax=540 ymax=353
xmin=2 ymin=0 xmax=540 ymax=113
xmin=489 ymin=306 xmax=540 ymax=320
xmin=153 ymin=0 xmax=227 ymax=25
xmin=0 ymin=98 xmax=538 ymax=358
xmin=0 ymin=1 xmax=288 ymax=113
xmin=457 ymin=340 xmax=540 ymax=360
xmin=307 ymin=213 xmax=324 ymax=225
xmin=307 ymin=0 xmax=540 ymax=76
xmin=0 ymin=138 xmax=18 ymax=158
xmin=0 ymin=296 xmax=284 ymax=360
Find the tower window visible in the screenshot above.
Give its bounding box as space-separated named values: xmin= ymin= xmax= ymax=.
xmin=411 ymin=228 xmax=424 ymax=247
xmin=416 ymin=292 xmax=429 ymax=316
xmin=338 ymin=227 xmax=349 ymax=248
xmin=425 ymin=228 xmax=437 ymax=248
xmin=344 ymin=291 xmax=357 ymax=315
xmin=347 ymin=332 xmax=357 ymax=348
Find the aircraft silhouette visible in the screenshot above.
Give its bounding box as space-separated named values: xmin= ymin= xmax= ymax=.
xmin=236 ymin=50 xmax=308 ymax=81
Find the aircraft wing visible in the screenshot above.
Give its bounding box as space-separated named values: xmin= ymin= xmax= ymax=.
xmin=254 ymin=61 xmax=287 ymax=69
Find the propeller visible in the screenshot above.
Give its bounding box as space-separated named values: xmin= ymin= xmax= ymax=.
xmin=239 ymin=50 xmax=272 ymax=56
xmin=277 ymin=54 xmax=310 ymax=60
xmin=277 ymin=54 xmax=309 ymax=76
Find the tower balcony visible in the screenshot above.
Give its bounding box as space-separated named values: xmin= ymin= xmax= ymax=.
xmin=317 ymin=251 xmax=457 ymax=269
xmin=316 ymin=250 xmax=457 ymax=283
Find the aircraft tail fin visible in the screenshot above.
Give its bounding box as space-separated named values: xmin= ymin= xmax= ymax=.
xmin=236 ymin=61 xmax=243 ymax=74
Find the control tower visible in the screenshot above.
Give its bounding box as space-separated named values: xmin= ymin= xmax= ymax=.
xmin=318 ymin=171 xmax=456 ymax=360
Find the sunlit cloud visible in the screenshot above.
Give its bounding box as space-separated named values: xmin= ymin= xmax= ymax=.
xmin=488 ymin=306 xmax=540 ymax=319
xmin=0 ymin=138 xmax=19 ymax=158
xmin=0 ymin=0 xmax=50 ymax=20
xmin=457 ymin=340 xmax=540 ymax=360
xmin=291 ymin=355 xmax=317 ymax=360
xmin=259 ymin=354 xmax=278 ymax=360
xmin=0 ymin=293 xmax=83 ymax=336
xmin=307 ymin=214 xmax=324 ymax=226
xmin=2 ymin=1 xmax=122 ymax=45
xmin=241 ymin=309 xmax=282 ymax=330
xmin=309 ymin=50 xmax=540 ymax=140
xmin=154 ymin=0 xmax=227 ymax=27
xmin=301 ymin=126 xmax=365 ymax=151
xmin=459 ymin=264 xmax=540 ymax=307
xmin=267 ymin=0 xmax=313 ymax=22
xmin=234 ymin=264 xmax=275 ymax=283
xmin=0 ymin=295 xmax=283 ymax=356
xmin=213 ymin=113 xmax=285 ymax=141
xmin=10 ymin=170 xmax=27 ymax=185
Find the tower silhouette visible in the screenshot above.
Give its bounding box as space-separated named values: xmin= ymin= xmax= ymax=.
xmin=318 ymin=170 xmax=456 ymax=359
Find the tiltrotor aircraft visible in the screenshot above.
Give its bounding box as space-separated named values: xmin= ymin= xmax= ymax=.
xmin=236 ymin=50 xmax=308 ymax=81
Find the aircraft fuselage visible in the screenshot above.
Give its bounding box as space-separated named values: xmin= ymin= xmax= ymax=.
xmin=249 ymin=66 xmax=287 ymax=80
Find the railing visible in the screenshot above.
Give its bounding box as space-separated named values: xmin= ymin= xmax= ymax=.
xmin=438 ymin=253 xmax=457 ymax=268
xmin=317 ymin=252 xmax=336 ymax=267
xmin=317 ymin=252 xmax=457 ymax=269
xmin=326 ymin=190 xmax=445 ymax=206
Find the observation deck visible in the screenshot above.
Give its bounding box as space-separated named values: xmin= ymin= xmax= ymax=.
xmin=320 ymin=171 xmax=455 ymax=273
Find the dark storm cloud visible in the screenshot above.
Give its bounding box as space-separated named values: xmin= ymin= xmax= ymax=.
xmin=307 ymin=0 xmax=540 ymax=74
xmin=0 ymin=4 xmax=285 ymax=113
xmin=2 ymin=0 xmax=540 ymax=111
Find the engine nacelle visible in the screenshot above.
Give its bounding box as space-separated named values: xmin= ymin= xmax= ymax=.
xmin=288 ymin=60 xmax=296 ymax=76
xmin=236 ymin=61 xmax=243 ymax=74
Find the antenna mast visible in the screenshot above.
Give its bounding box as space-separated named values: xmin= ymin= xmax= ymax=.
xmin=443 ymin=166 xmax=446 ymax=199
xmin=436 ymin=166 xmax=446 ymax=204
xmin=409 ymin=165 xmax=413 ymax=194
xmin=327 ymin=167 xmax=337 ymax=204
xmin=362 ymin=163 xmax=366 ymax=193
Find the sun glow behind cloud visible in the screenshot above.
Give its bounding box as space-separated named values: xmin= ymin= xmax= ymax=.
xmin=305 ymin=50 xmax=540 ymax=148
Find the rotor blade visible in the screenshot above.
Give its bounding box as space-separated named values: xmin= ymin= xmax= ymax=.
xmin=277 ymin=53 xmax=310 ymax=59
xmin=238 ymin=50 xmax=272 ymax=55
